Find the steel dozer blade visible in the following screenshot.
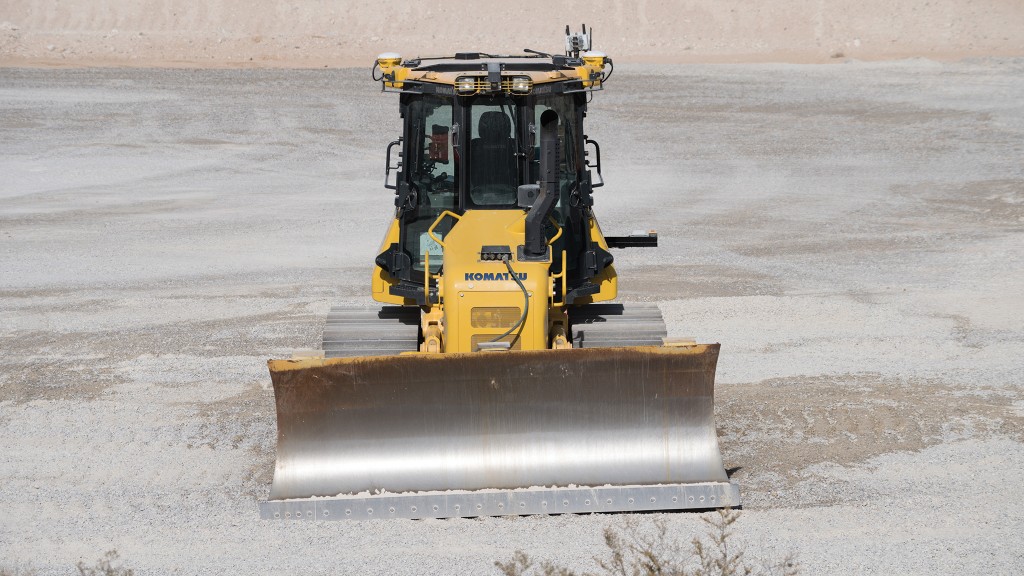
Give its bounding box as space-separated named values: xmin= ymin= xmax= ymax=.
xmin=260 ymin=344 xmax=739 ymax=520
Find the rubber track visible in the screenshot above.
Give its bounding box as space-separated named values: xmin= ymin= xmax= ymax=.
xmin=568 ymin=303 xmax=667 ymax=348
xmin=322 ymin=306 xmax=420 ymax=358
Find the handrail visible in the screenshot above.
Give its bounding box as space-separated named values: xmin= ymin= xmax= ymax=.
xmin=551 ymin=250 xmax=568 ymax=307
xmin=547 ymin=215 xmax=563 ymax=244
xmin=424 ymin=251 xmax=430 ymax=303
xmin=427 ymin=210 xmax=462 ymax=248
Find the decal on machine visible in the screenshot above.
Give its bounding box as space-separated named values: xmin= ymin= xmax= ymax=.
xmin=464 ymin=272 xmax=528 ymax=281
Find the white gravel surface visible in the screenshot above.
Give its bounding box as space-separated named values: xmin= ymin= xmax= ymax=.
xmin=1 ymin=60 xmax=1022 ymax=574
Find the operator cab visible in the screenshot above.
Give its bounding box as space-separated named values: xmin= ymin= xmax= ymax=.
xmin=402 ymin=91 xmax=581 ymax=206
xmin=374 ymin=49 xmax=613 ymax=305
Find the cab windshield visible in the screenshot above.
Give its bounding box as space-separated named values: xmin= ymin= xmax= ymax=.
xmin=467 ymin=96 xmax=520 ymax=207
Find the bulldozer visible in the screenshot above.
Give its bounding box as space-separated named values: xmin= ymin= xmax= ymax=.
xmin=260 ymin=26 xmax=739 ymax=521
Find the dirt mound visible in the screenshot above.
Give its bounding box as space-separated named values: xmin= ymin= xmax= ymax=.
xmin=2 ymin=0 xmax=1023 ymax=67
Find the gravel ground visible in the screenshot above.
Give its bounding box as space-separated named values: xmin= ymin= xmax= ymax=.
xmin=1 ymin=60 xmax=1022 ymax=574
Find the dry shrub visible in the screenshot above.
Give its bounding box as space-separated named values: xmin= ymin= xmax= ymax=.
xmin=496 ymin=509 xmax=798 ymax=576
xmin=76 ymin=551 xmax=135 ymax=576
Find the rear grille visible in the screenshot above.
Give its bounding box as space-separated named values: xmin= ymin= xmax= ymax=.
xmin=470 ymin=307 xmax=521 ymax=329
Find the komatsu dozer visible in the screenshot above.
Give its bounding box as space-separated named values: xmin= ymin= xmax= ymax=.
xmin=260 ymin=27 xmax=740 ymax=521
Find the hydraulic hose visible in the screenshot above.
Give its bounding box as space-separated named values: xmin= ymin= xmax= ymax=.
xmin=491 ymin=256 xmax=529 ymax=345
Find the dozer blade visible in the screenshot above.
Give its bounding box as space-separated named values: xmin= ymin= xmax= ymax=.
xmin=260 ymin=344 xmax=739 ymax=520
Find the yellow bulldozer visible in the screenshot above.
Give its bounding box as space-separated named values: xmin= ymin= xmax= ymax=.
xmin=261 ymin=26 xmax=739 ymax=521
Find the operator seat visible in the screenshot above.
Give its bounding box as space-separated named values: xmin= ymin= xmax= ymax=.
xmin=470 ymin=111 xmax=517 ymax=200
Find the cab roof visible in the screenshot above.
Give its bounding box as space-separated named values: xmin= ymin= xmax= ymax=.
xmin=378 ymin=51 xmax=609 ymax=93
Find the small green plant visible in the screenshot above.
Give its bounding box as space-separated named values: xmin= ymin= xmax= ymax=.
xmin=76 ymin=550 xmax=135 ymax=576
xmin=496 ymin=509 xmax=798 ymax=576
